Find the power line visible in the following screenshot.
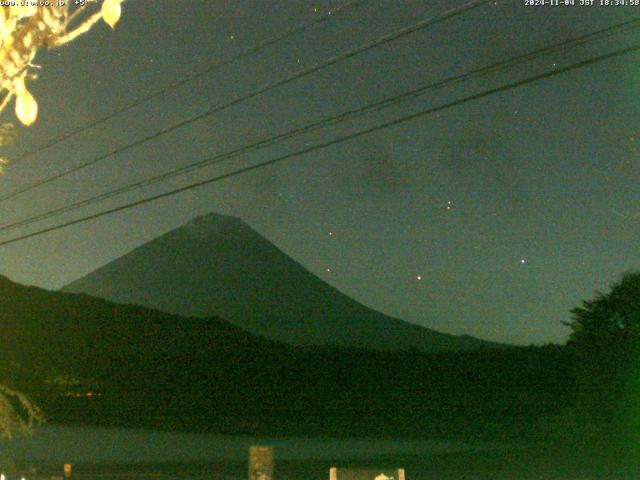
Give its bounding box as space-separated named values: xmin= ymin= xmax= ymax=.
xmin=0 ymin=0 xmax=493 ymax=204
xmin=0 ymin=44 xmax=636 ymax=248
xmin=9 ymin=0 xmax=371 ymax=165
xmin=1 ymin=19 xmax=636 ymax=234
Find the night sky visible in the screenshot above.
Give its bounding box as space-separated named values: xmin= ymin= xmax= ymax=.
xmin=0 ymin=0 xmax=637 ymax=345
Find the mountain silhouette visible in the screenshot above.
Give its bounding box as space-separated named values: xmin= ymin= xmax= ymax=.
xmin=1 ymin=273 xmax=563 ymax=439
xmin=0 ymin=272 xmax=282 ymax=381
xmin=63 ymin=213 xmax=498 ymax=352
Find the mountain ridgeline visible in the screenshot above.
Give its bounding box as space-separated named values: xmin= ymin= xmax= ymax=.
xmin=62 ymin=213 xmax=497 ymax=352
xmin=0 ymin=274 xmax=568 ymax=439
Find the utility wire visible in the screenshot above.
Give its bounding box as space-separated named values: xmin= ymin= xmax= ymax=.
xmin=9 ymin=0 xmax=371 ymax=165
xmin=0 ymin=18 xmax=636 ymax=233
xmin=0 ymin=0 xmax=493 ymax=203
xmin=0 ymin=44 xmax=636 ymax=247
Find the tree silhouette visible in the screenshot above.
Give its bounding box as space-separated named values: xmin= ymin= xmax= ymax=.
xmin=566 ymin=271 xmax=640 ymax=349
xmin=565 ymin=271 xmax=640 ymax=428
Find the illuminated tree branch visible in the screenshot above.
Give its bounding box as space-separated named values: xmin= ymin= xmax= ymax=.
xmin=0 ymin=0 xmax=125 ymax=132
xmin=0 ymin=383 xmax=43 ymax=439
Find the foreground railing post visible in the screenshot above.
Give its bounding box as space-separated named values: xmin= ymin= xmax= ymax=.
xmin=248 ymin=446 xmax=274 ymax=480
xmin=329 ymin=468 xmax=406 ymax=480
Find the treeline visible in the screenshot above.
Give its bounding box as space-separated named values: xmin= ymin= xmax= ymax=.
xmin=29 ymin=343 xmax=577 ymax=441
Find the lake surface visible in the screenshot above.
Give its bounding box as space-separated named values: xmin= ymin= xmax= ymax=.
xmin=0 ymin=425 xmax=499 ymax=464
xmin=1 ymin=425 xmax=636 ymax=479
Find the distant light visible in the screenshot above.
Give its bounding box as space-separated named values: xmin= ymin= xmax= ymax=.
xmin=416 ymin=275 xmax=422 ymax=281
xmin=520 ymin=258 xmax=526 ymax=264
xmin=326 ymin=268 xmax=331 ymax=273
xmin=328 ymin=231 xmax=334 ymax=236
